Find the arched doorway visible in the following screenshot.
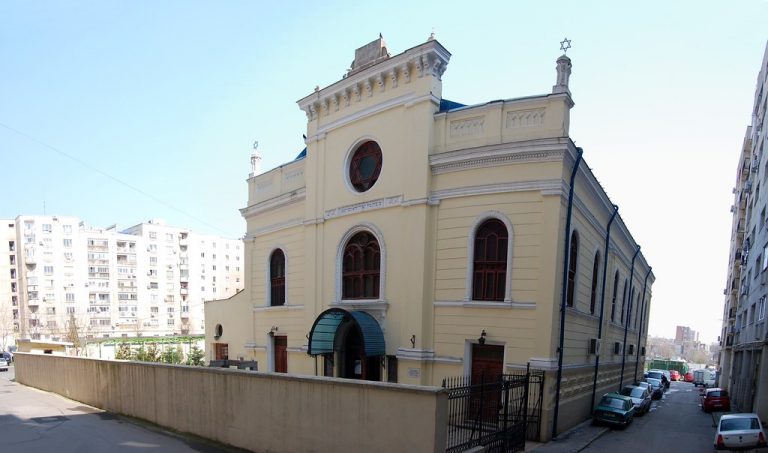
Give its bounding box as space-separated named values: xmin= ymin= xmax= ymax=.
xmin=307 ymin=308 xmax=384 ymax=381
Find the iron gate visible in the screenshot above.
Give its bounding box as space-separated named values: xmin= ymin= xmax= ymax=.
xmin=442 ymin=365 xmax=544 ymax=453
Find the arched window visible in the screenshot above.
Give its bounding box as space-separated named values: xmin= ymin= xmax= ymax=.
xmin=270 ymin=249 xmax=285 ymax=306
xmin=566 ymin=231 xmax=579 ymax=307
xmin=620 ymin=279 xmax=628 ymax=325
xmin=630 ymin=289 xmax=636 ymax=328
xmin=589 ymin=252 xmax=600 ymax=314
xmin=610 ymin=271 xmax=619 ymax=322
xmin=472 ymin=219 xmax=508 ymax=301
xmin=342 ymin=232 xmax=380 ymax=299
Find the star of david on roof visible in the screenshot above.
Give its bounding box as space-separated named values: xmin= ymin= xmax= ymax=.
xmin=560 ymin=38 xmax=572 ymax=54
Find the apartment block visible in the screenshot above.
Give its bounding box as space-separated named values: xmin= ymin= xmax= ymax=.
xmin=0 ymin=215 xmax=243 ymax=344
xmin=720 ymin=41 xmax=768 ymax=422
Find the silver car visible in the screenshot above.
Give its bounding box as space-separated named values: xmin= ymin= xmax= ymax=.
xmin=619 ymin=385 xmax=651 ymax=415
xmin=715 ymin=413 xmax=766 ymax=450
xmin=0 ymin=358 xmax=7 ymax=372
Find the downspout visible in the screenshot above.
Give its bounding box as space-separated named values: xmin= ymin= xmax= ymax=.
xmin=619 ymin=246 xmax=641 ymax=389
xmin=634 ymin=267 xmax=653 ymax=380
xmin=589 ymin=204 xmax=619 ymax=410
xmin=551 ymin=147 xmax=583 ymax=439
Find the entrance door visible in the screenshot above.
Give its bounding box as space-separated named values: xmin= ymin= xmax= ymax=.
xmin=470 ymin=344 xmax=504 ymax=420
xmin=339 ymin=325 xmax=381 ymax=381
xmin=214 ymin=343 xmax=229 ymax=360
xmin=274 ymin=336 xmax=287 ymax=373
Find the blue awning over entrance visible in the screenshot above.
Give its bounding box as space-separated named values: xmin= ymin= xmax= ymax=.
xmin=307 ymin=308 xmax=385 ymax=357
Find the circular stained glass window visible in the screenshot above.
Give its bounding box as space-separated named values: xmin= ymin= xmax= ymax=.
xmin=348 ymin=141 xmax=382 ymax=192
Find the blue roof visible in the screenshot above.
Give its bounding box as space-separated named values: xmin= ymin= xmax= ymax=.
xmin=439 ymin=98 xmax=466 ymax=112
xmin=307 ymin=308 xmax=385 ymax=357
xmin=295 ymin=147 xmax=307 ymax=160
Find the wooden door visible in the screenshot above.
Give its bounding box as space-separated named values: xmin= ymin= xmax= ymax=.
xmin=274 ymin=336 xmax=287 ymax=373
xmin=214 ymin=343 xmax=229 ymax=360
xmin=470 ymin=344 xmax=504 ymax=421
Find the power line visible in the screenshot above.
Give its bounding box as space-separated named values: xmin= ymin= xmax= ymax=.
xmin=0 ymin=121 xmax=236 ymax=237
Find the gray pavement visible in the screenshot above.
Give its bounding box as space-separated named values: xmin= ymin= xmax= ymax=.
xmin=0 ymin=364 xmax=241 ymax=453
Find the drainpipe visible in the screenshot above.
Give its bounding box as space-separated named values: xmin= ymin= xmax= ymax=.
xmin=619 ymin=246 xmax=641 ymax=389
xmin=552 ymin=147 xmax=582 ymax=439
xmin=634 ymin=267 xmax=653 ymax=380
xmin=589 ymin=204 xmax=619 ymax=411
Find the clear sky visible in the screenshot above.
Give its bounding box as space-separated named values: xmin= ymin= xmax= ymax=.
xmin=2 ymin=1 xmax=766 ymax=344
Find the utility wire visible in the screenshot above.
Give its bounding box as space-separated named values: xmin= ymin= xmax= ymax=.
xmin=0 ymin=121 xmax=236 ymax=237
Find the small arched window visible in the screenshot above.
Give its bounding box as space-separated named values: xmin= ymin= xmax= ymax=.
xmin=270 ymin=249 xmax=286 ymax=306
xmin=631 ymin=289 xmax=636 ymax=328
xmin=620 ymin=279 xmax=628 ymax=325
xmin=610 ymin=271 xmax=620 ymax=322
xmin=566 ymin=231 xmax=579 ymax=307
xmin=472 ymin=219 xmax=508 ymax=301
xmin=342 ymin=232 xmax=380 ymax=299
xmin=589 ymin=252 xmax=600 ymax=314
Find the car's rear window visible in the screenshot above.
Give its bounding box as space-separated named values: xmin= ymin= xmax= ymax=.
xmin=647 ymin=371 xmax=663 ymax=380
xmin=721 ymin=417 xmax=760 ymax=431
xmin=708 ymin=390 xmax=728 ymax=397
xmin=600 ymin=397 xmax=626 ymax=410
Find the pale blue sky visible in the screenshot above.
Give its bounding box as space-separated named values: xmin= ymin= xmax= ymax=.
xmin=2 ymin=1 xmax=766 ymax=343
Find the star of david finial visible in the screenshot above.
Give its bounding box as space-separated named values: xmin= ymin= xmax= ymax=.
xmin=560 ymin=37 xmax=572 ymax=54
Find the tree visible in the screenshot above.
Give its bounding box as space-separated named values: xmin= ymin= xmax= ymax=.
xmin=186 ymin=344 xmax=205 ymax=366
xmin=63 ymin=313 xmax=93 ymax=356
xmin=115 ymin=343 xmax=133 ymax=360
xmin=161 ymin=345 xmax=184 ymax=364
xmin=0 ymin=304 xmax=16 ymax=353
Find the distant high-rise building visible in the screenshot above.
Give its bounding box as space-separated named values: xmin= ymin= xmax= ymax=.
xmin=0 ymin=216 xmax=243 ymax=345
xmin=675 ymin=325 xmax=698 ymax=344
xmin=719 ymin=41 xmax=768 ymax=422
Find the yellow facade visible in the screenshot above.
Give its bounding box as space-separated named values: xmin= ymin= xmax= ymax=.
xmin=205 ymin=37 xmax=653 ymax=439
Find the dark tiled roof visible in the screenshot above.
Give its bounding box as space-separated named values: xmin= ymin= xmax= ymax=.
xmin=295 ymin=147 xmax=307 ymax=160
xmin=439 ymin=98 xmax=466 ymax=112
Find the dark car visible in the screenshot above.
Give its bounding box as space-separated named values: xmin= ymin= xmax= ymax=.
xmin=619 ymin=385 xmax=652 ymax=415
xmin=646 ymin=370 xmax=669 ymax=389
xmin=593 ymin=393 xmax=635 ymax=428
xmin=644 ymin=378 xmax=664 ymax=399
xmin=703 ymin=388 xmax=731 ymax=413
xmin=2 ymin=352 xmax=12 ymax=363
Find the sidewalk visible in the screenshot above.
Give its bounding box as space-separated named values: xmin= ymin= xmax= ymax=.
xmin=526 ymin=419 xmax=608 ymax=453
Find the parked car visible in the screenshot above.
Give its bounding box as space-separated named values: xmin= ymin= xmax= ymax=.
xmin=715 ymin=413 xmax=767 ymax=450
xmin=1 ymin=352 xmax=11 ymax=363
xmin=0 ymin=358 xmax=7 ymax=372
xmin=646 ymin=370 xmax=670 ymax=389
xmin=684 ymin=371 xmax=694 ymax=382
xmin=693 ymin=369 xmax=712 ymax=387
xmin=644 ymin=378 xmax=664 ymax=400
xmin=702 ymin=388 xmax=731 ymax=413
xmin=705 ymin=371 xmax=717 ymax=388
xmin=669 ymin=370 xmax=681 ymax=381
xmin=593 ymin=393 xmax=635 ymax=428
xmin=635 ymin=381 xmax=653 ymax=395
xmin=619 ymin=385 xmax=652 ymax=416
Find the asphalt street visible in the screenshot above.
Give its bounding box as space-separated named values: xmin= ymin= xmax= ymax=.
xmin=0 ymin=363 xmax=240 ymax=453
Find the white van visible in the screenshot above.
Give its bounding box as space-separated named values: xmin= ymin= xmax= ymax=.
xmin=694 ymin=369 xmax=716 ymax=387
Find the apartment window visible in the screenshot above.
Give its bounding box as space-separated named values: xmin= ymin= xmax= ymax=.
xmin=759 ymin=296 xmax=766 ymax=321
xmin=66 ymin=293 xmax=75 ymax=303
xmin=166 ymin=270 xmax=173 ymax=280
xmin=167 ymin=319 xmax=175 ymax=326
xmin=471 ymin=219 xmax=508 ymax=301
xmin=756 ymin=256 xmax=763 ymax=278
xmin=63 ymin=238 xmax=72 ymax=248
xmin=46 ymin=307 xmax=56 ymax=315
xmin=42 ymin=223 xmax=52 ymax=233
xmin=149 ymin=231 xmax=157 ymax=240
xmin=151 ymin=307 xmax=159 ymax=314
xmin=64 ymin=252 xmax=73 ymax=262
xmin=66 ymin=306 xmax=75 ymax=314
xmin=9 ymin=255 xmax=15 ymax=265
xmin=148 ymin=269 xmax=157 ymax=277
xmin=98 ymin=294 xmax=110 ymax=302
xmin=566 ymin=231 xmax=579 ymax=307
xmin=181 ymin=305 xmax=189 ymax=313
xmin=149 ymin=282 xmax=158 ymax=289
xmin=201 ymin=286 xmax=205 ymax=292
xmin=44 ymin=265 xmax=54 ymax=275
xmin=166 ymin=246 xmax=174 ymax=255
xmin=100 ymin=319 xmax=110 ymax=326
xmin=167 ymin=307 xmax=175 ymax=313
xmin=9 ymin=269 xmax=16 ymax=279
xmin=270 ymin=249 xmax=286 ymax=306
xmin=148 ymin=244 xmax=157 ymax=253
xmin=62 ymin=225 xmax=72 ymax=234
xmin=166 ymin=233 xmax=173 ymax=241
xmin=201 ymin=252 xmax=205 ymax=258
xmin=212 ymin=265 xmax=217 ymax=271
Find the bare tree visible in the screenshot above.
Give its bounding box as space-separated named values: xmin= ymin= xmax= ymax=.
xmin=0 ymin=304 xmax=15 ymax=352
xmin=64 ymin=313 xmax=93 ymax=356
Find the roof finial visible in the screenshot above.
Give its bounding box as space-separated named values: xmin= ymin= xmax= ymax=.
xmin=559 ymin=37 xmax=572 ymax=54
xmin=428 ymin=27 xmax=435 ymax=41
xmin=379 ymin=32 xmax=383 ymax=39
xmin=250 ymin=140 xmax=262 ymax=177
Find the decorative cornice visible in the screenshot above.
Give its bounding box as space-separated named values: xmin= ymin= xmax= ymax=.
xmin=396 ymin=347 xmax=436 ymax=361
xmin=253 ymin=304 xmax=305 ymax=313
xmin=433 ymin=300 xmax=536 ymax=309
xmin=240 ymin=188 xmax=306 ymax=219
xmin=297 ymin=40 xmax=451 ymax=120
xmin=430 ymin=138 xmax=569 ymax=175
xmin=244 ymin=217 xmax=304 ymax=240
xmin=428 ymin=179 xmax=563 ymax=204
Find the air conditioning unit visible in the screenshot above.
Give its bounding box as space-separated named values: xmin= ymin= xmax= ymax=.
xmin=613 ymin=342 xmax=621 ymax=354
xmin=588 ymin=338 xmax=600 ymax=355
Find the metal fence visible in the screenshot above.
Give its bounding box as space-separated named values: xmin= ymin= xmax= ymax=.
xmin=442 ymin=365 xmax=544 ymax=453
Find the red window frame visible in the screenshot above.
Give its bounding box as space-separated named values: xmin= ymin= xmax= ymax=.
xmin=342 ymin=232 xmax=380 ymax=299
xmin=270 ymin=249 xmax=285 ymax=306
xmin=349 ymin=141 xmax=383 ymax=192
xmin=472 ymin=219 xmax=508 ymax=301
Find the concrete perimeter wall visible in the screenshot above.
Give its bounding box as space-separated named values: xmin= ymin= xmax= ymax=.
xmin=15 ymin=353 xmax=448 ymax=453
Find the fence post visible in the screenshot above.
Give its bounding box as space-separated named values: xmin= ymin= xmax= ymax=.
xmin=523 ymin=363 xmax=530 ymax=441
